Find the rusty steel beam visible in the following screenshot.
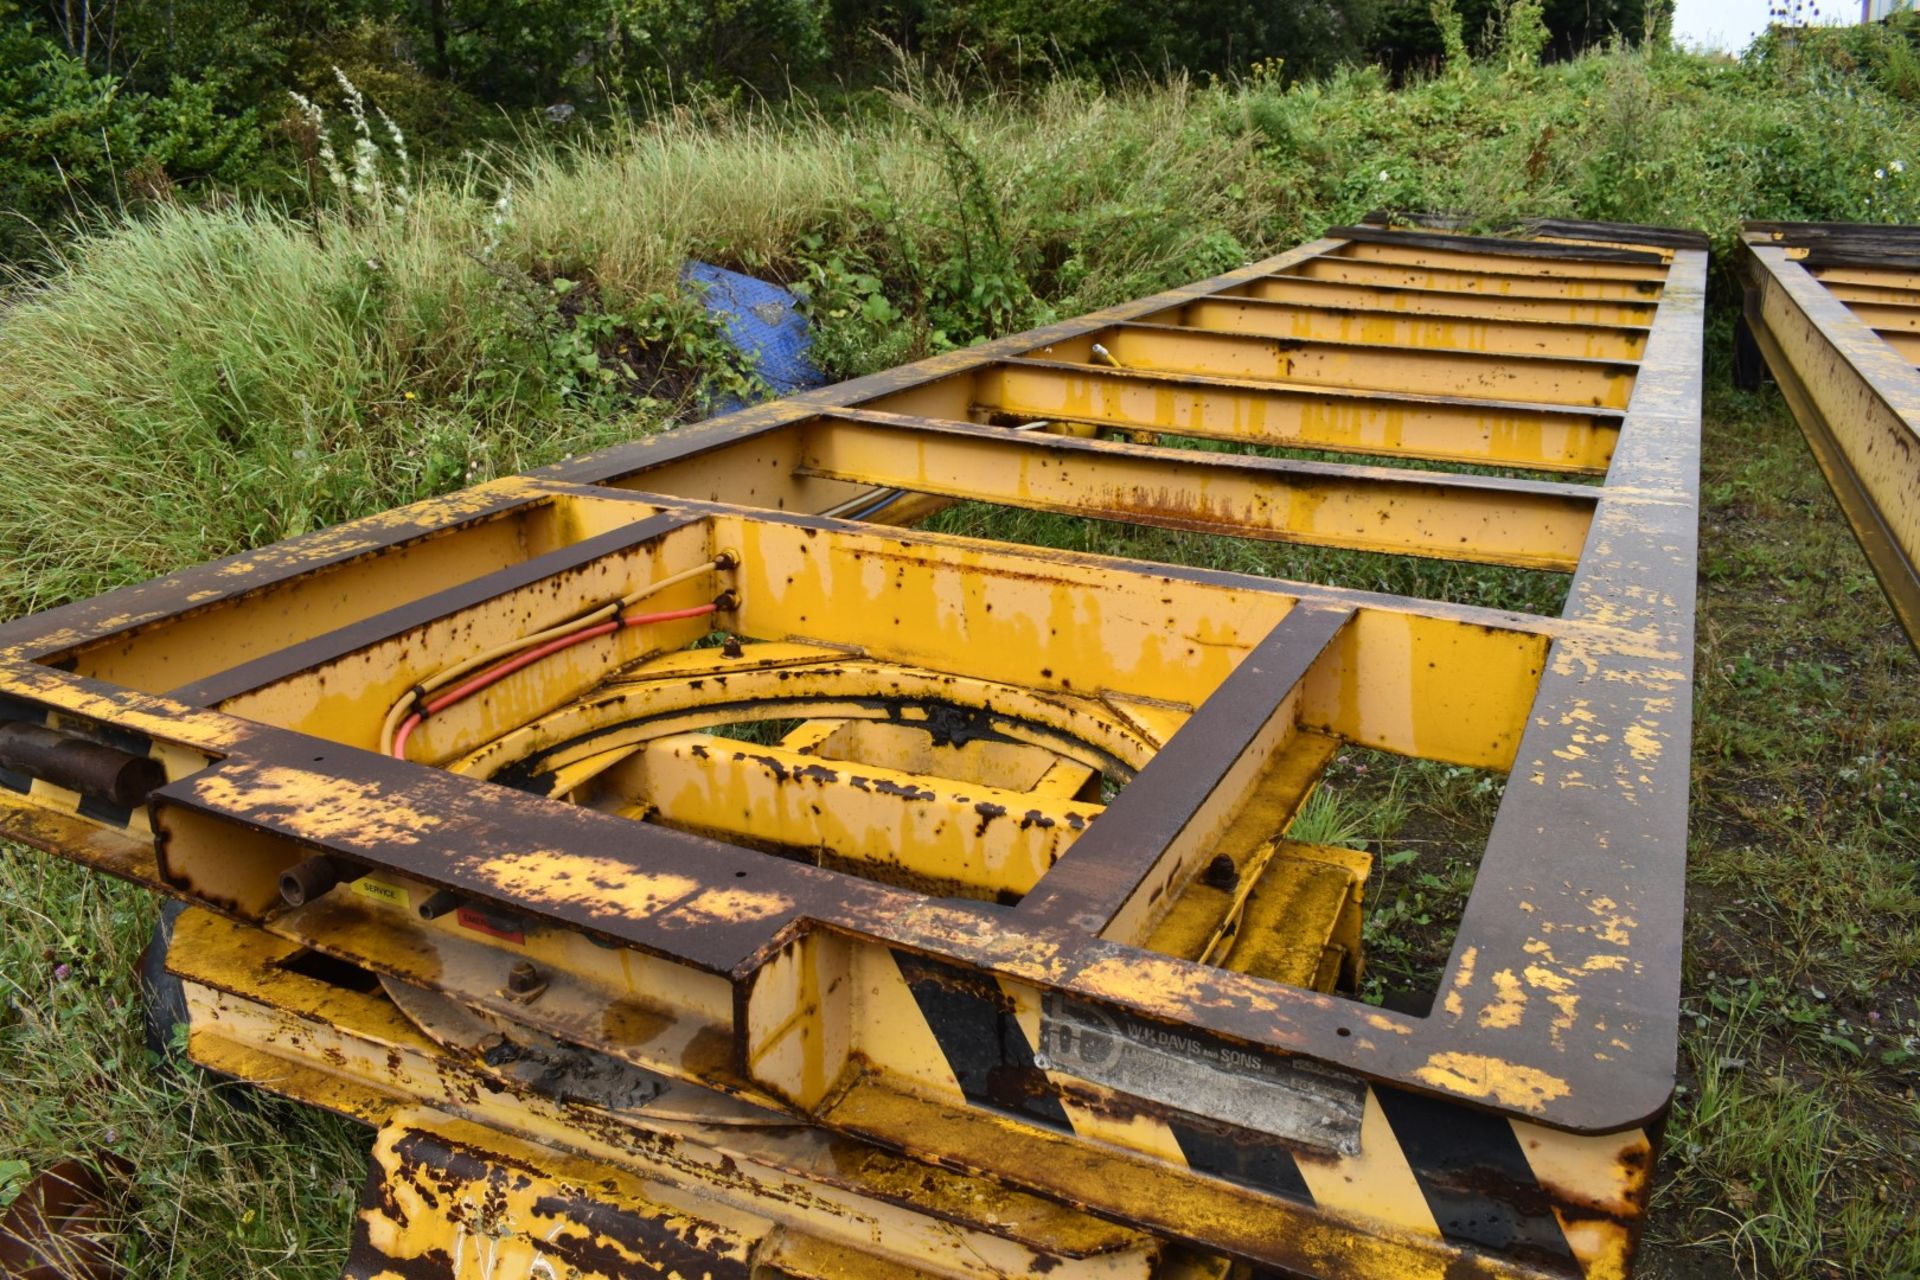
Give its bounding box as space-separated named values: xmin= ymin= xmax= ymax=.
xmin=1027 ymin=322 xmax=1639 ymax=407
xmin=1842 ymin=298 xmax=1920 ymax=333
xmin=786 ymin=410 xmax=1598 ymax=569
xmin=583 ymin=731 xmax=1103 ymax=899
xmin=592 ymin=407 xmax=1604 ymax=570
xmin=0 ymin=220 xmax=1708 ymax=1280
xmin=1810 ymin=264 xmax=1920 ymax=291
xmin=1740 ymin=222 xmax=1920 ymax=649
xmin=1138 ymin=294 xmax=1649 ymax=359
xmin=1019 ymin=604 xmax=1355 ymax=940
xmin=1324 ymin=226 xmax=1673 ymax=281
xmin=1329 ymin=240 xmax=1669 ymax=284
xmin=172 ymin=909 xmax=1173 ymax=1280
xmin=1286 ymin=254 xmax=1666 ymax=302
xmin=1225 ymin=271 xmax=1660 ymax=329
xmin=961 ymin=359 xmax=1622 ymax=473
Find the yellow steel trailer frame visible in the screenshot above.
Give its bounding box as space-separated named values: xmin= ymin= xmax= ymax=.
xmin=1738 ymin=221 xmax=1920 ymax=651
xmin=0 ymin=218 xmax=1707 ymax=1279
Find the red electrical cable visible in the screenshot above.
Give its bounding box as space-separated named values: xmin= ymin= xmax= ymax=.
xmin=391 ymin=602 xmax=719 ymax=761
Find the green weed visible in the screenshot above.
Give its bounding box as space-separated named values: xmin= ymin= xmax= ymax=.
xmin=1286 ymin=787 xmax=1369 ymax=848
xmin=0 ymin=857 xmax=366 ymax=1276
xmin=1 ymin=31 xmax=1919 ymax=1280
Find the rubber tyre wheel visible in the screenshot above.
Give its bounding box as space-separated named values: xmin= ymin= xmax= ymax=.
xmin=137 ymin=899 xmax=192 ymax=1063
xmin=136 ymin=899 xmax=251 ymax=1104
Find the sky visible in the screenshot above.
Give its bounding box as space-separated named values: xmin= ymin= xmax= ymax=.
xmin=1672 ymin=0 xmax=1862 ymax=52
xmin=1672 ymin=0 xmax=1770 ymax=51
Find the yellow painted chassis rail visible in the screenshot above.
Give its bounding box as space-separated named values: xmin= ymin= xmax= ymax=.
xmin=0 ymin=219 xmax=1708 ymax=1280
xmin=1739 ymin=222 xmax=1920 ymax=650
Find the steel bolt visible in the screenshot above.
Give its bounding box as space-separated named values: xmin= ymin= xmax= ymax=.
xmin=1200 ymin=854 xmax=1240 ymax=891
xmin=506 ymin=960 xmax=541 ymax=994
xmin=721 ymin=634 xmax=744 ymax=658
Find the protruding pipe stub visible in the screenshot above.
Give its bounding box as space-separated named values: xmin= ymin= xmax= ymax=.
xmin=279 ymin=855 xmax=351 ymax=908
xmin=417 ymin=887 xmax=465 ymax=921
xmin=0 ymin=721 xmax=166 ymax=810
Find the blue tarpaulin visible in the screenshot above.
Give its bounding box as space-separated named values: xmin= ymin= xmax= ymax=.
xmin=681 ymin=261 xmax=825 ymax=414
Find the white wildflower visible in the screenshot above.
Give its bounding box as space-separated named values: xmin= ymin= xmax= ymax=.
xmin=377 ymin=107 xmax=411 ymax=205
xmin=289 ymin=91 xmax=345 ymax=192
xmin=1894 ymin=160 xmax=1908 ymax=174
xmin=1377 ymin=169 xmax=1390 ymax=182
xmin=482 ymin=179 xmax=514 ymax=258
xmin=334 ymin=66 xmax=370 ymax=138
xmin=351 ymin=137 xmax=380 ymax=198
xmin=377 ymin=106 xmax=406 ymax=157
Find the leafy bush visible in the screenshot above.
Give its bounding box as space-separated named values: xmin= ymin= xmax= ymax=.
xmin=1786 ymin=6 xmax=1920 ymax=101
xmin=0 ymin=7 xmax=262 ymax=262
xmin=0 ymin=0 xmax=1677 ymax=271
xmin=1372 ymin=0 xmax=1645 ymax=77
xmin=914 ymin=0 xmax=1383 ymax=81
xmin=5 ymin=31 xmax=1920 ymax=615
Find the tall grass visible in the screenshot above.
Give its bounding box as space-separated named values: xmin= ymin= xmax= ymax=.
xmin=0 ymin=73 xmax=1281 ymax=617
xmin=1 ymin=38 xmax=1918 ymax=621
xmin=2 ymin=200 xmax=505 ymax=612
xmin=495 ymin=102 xmax=868 ymax=301
xmin=2 ymin=31 xmax=1919 ymax=1280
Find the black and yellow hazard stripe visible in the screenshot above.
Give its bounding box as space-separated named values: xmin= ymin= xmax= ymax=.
xmin=893 ymin=950 xmax=1074 ymax=1132
xmin=889 ymin=946 xmax=1642 ymax=1278
xmin=0 ymin=696 xmax=161 ymax=829
xmin=1374 ymin=1084 xmax=1577 ymax=1268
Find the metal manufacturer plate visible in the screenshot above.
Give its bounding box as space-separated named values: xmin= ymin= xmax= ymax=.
xmin=1039 ymin=995 xmax=1366 ymax=1157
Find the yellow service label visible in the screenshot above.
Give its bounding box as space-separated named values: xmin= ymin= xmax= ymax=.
xmin=353 ymin=878 xmax=409 ymax=909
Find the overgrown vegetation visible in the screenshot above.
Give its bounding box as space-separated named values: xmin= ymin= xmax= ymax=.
xmin=0 ymin=0 xmax=1656 ymax=265
xmin=7 ymin=24 xmax=1920 ymax=613
xmin=4 ymin=11 xmax=1920 ymax=1279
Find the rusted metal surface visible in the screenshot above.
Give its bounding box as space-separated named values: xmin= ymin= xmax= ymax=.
xmin=1739 ymin=221 xmax=1920 ymax=650
xmin=176 ymin=908 xmax=1174 ymax=1280
xmin=0 ymin=721 xmax=164 ymax=811
xmin=0 ymin=1156 xmax=131 ymax=1280
xmin=0 ymin=220 xmax=1706 ymax=1278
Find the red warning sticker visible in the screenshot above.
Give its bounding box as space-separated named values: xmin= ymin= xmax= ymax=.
xmin=455 ymin=906 xmax=525 ymax=944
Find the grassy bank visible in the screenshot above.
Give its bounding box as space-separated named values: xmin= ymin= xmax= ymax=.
xmin=4 ymin=36 xmax=1920 ymax=615
xmin=3 ymin=386 xmax=1911 ymax=1278
xmin=3 ymin=31 xmax=1919 ymax=1280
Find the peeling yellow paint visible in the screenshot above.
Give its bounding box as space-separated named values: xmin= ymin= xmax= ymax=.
xmin=480 ymin=850 xmax=707 ymax=921
xmin=1623 ymin=720 xmax=1663 ymax=763
xmin=195 ymin=767 xmax=438 ymax=848
xmin=1444 ymin=946 xmax=1478 ymax=1018
xmin=1523 ymin=965 xmax=1575 ymax=994
xmin=1478 ymin=968 xmax=1527 ymax=1029
xmin=1413 ymin=1052 xmax=1571 ymax=1111
xmin=1586 ymin=896 xmax=1638 ymax=946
